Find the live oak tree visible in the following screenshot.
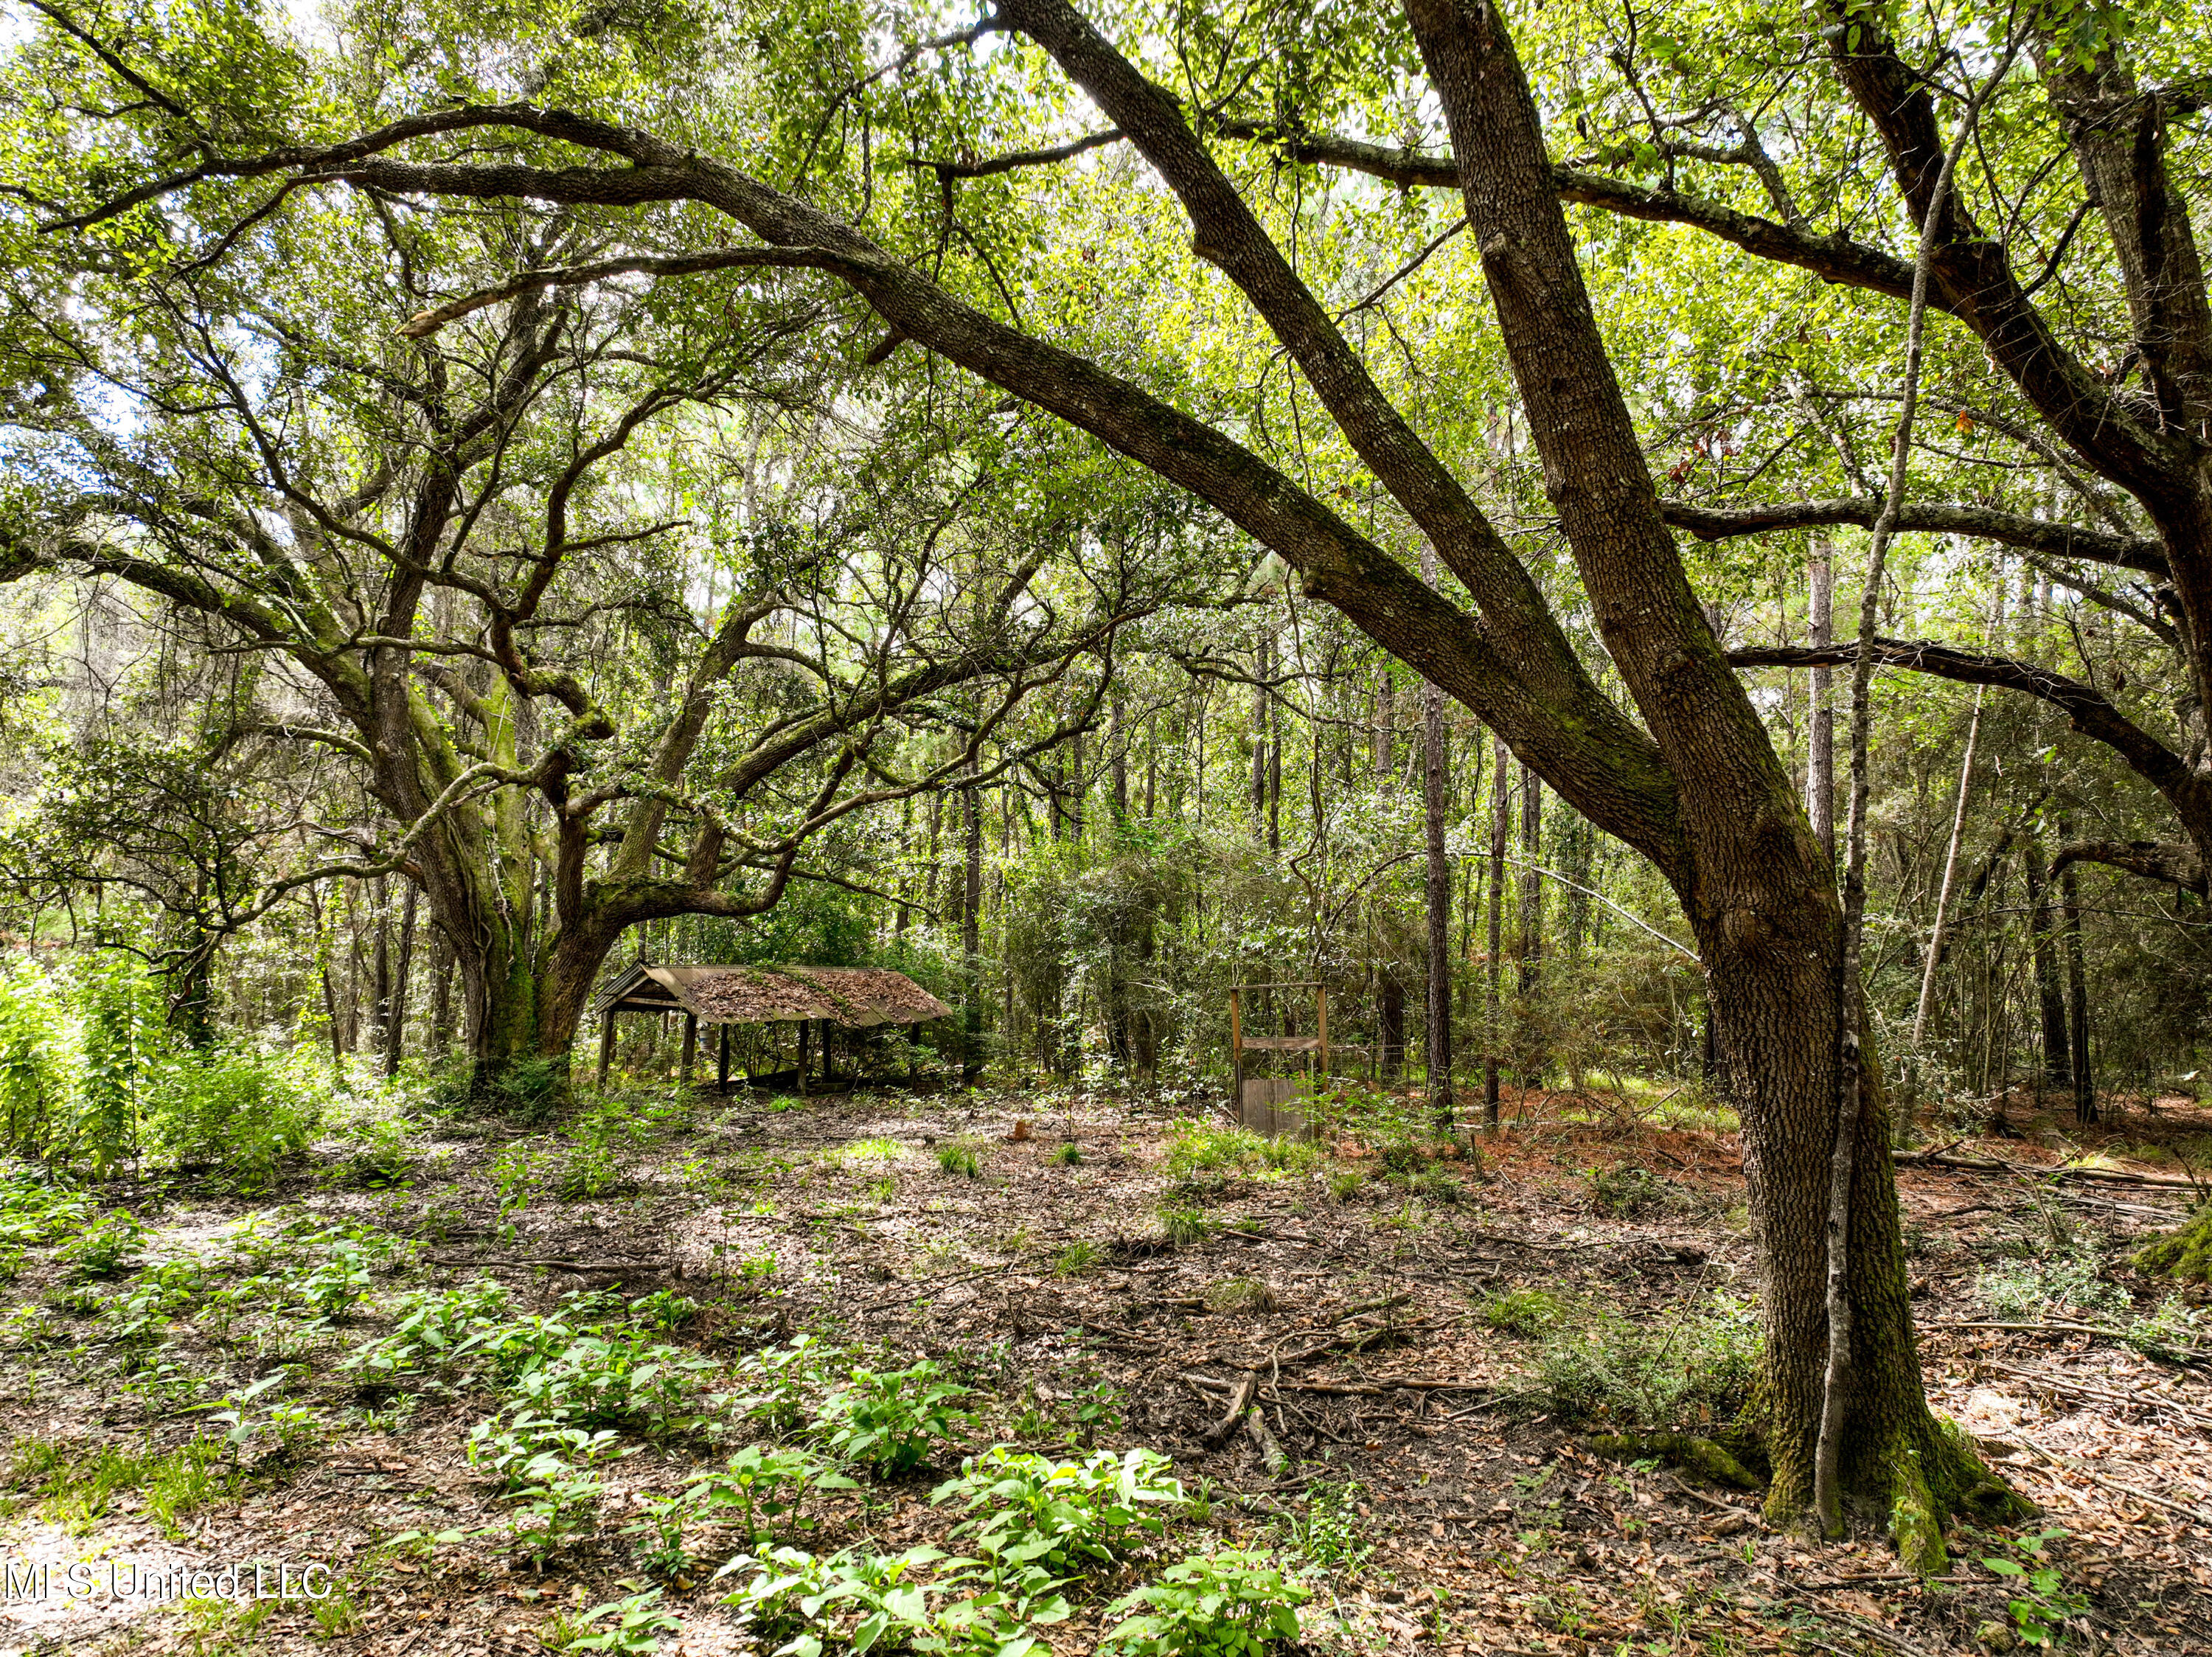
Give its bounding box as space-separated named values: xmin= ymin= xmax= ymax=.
xmin=0 ymin=127 xmax=1193 ymax=1091
xmin=0 ymin=0 xmax=2109 ymax=1551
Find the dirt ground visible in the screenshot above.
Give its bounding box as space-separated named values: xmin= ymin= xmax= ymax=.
xmin=2 ymin=1077 xmax=2209 ymax=1657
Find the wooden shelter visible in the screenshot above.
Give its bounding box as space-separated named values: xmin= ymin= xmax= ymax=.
xmin=1228 ymin=980 xmax=1331 ymax=1139
xmin=588 ymin=962 xmax=953 ymax=1091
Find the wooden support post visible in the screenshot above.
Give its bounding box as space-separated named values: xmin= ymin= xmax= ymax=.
xmin=717 ymin=1024 xmax=731 ymax=1092
xmin=597 ymin=1009 xmax=616 ymax=1088
xmin=679 ymin=1012 xmax=698 ymax=1085
xmin=1228 ymin=988 xmax=1243 ymax=1119
xmin=797 ymin=1019 xmax=811 ymax=1096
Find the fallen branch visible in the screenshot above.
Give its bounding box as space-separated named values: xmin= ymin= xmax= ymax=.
xmin=1203 ymin=1370 xmax=1259 ymax=1445
xmin=1894 ymin=1149 xmax=2204 ymax=1191
xmin=1246 ymin=1408 xmax=1290 ymax=1478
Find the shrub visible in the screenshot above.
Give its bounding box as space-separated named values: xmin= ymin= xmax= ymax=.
xmin=552 ymin=1588 xmax=680 ymax=1656
xmin=344 ymin=1280 xmax=513 ymax=1386
xmin=144 ymin=1046 xmax=318 ymax=1190
xmin=1279 ymin=1480 xmax=1369 ymax=1574
xmin=686 ymin=1444 xmax=853 ymax=1544
xmin=0 ymin=965 xmax=70 ymax=1158
xmin=60 ymin=1210 xmax=145 ymax=1279
xmin=1099 ymin=1550 xmax=1310 ymax=1657
xmin=1978 ymin=1248 xmax=2129 ymax=1321
xmin=729 ymin=1337 xmax=835 ymax=1436
xmin=931 ymin=1447 xmax=1188 ymax=1573
xmin=1515 ymin=1294 xmax=1759 ymax=1427
xmin=811 ymin=1358 xmax=975 ymax=1475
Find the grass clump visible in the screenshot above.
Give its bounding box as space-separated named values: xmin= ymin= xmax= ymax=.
xmin=8 ymin=1436 xmax=237 ymax=1537
xmin=936 ymin=1142 xmax=982 ymax=1178
xmin=1052 ymin=1240 xmax=1105 ymax=1278
xmin=1158 ymin=1204 xmax=1211 ymax=1247
xmin=1478 ymin=1288 xmax=1560 ymax=1338
xmin=1165 ymin=1121 xmax=1321 ymax=1189
xmin=1204 ymin=1276 xmax=1279 ymax=1315
xmin=1052 ymin=1142 xmax=1083 ymax=1167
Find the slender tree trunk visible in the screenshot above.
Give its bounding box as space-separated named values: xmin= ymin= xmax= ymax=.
xmin=1252 ymin=639 xmax=1270 ymax=841
xmin=2059 ymin=829 xmax=2093 ymax=1125
xmin=1808 ymin=542 xmax=1836 ymax=862
xmin=1517 ymin=760 xmax=1543 ymax=1087
xmin=1111 ymin=689 xmax=1129 ymax=820
xmin=1902 ymin=687 xmax=1985 ymax=1139
xmin=1422 ymin=543 xmax=1454 ymax=1125
xmin=1485 ymin=732 xmax=1508 ymax=1130
xmin=1374 ymin=672 xmax=1394 ymax=777
xmin=383 ymin=881 xmax=420 ymax=1078
xmin=2023 ymin=833 xmax=2071 ymax=1088
xmin=962 ymin=778 xmax=984 ymax=1085
xmin=428 ymin=928 xmax=455 ymax=1057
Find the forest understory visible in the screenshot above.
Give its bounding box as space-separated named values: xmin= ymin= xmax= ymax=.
xmin=1 ymin=1080 xmax=2208 ymax=1657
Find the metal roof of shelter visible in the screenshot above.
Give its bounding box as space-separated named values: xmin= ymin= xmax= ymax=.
xmin=588 ymin=962 xmax=952 ymax=1028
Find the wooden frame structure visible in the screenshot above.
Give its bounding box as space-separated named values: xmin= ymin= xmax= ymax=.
xmin=1227 ymin=980 xmax=1329 ymax=1138
xmin=588 ymin=962 xmax=952 ymax=1091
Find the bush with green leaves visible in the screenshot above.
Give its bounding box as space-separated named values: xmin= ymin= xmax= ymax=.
xmin=931 ymin=1448 xmax=1188 ymax=1574
xmin=1517 ymin=1293 xmax=1759 ymax=1427
xmin=1164 ymin=1122 xmax=1318 ymax=1189
xmin=209 ymin=1374 xmax=324 ymax=1461
xmin=685 ymin=1443 xmax=854 ymax=1544
xmin=1099 ymin=1550 xmax=1310 ymax=1657
xmin=143 ymin=1045 xmax=318 ymax=1190
xmin=60 ymin=1210 xmax=145 ymax=1279
xmin=716 ymin=1543 xmax=1068 ymax=1657
xmin=1279 ymin=1481 xmax=1369 ymax=1575
xmin=729 ymin=1336 xmax=837 ymax=1436
xmin=0 ymin=965 xmax=71 ymax=1158
xmin=1978 ymin=1246 xmax=2129 ymax=1322
xmin=1980 ymin=1528 xmax=2089 ymax=1647
xmin=812 ymin=1358 xmax=975 ymax=1475
xmin=552 ymin=1586 xmax=681 ymax=1656
xmin=344 ymin=1279 xmax=513 ymax=1386
xmin=500 ymin=1330 xmax=720 ymax=1437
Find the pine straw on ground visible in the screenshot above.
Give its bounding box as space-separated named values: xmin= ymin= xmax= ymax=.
xmin=2 ymin=1083 xmax=2208 ymax=1657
